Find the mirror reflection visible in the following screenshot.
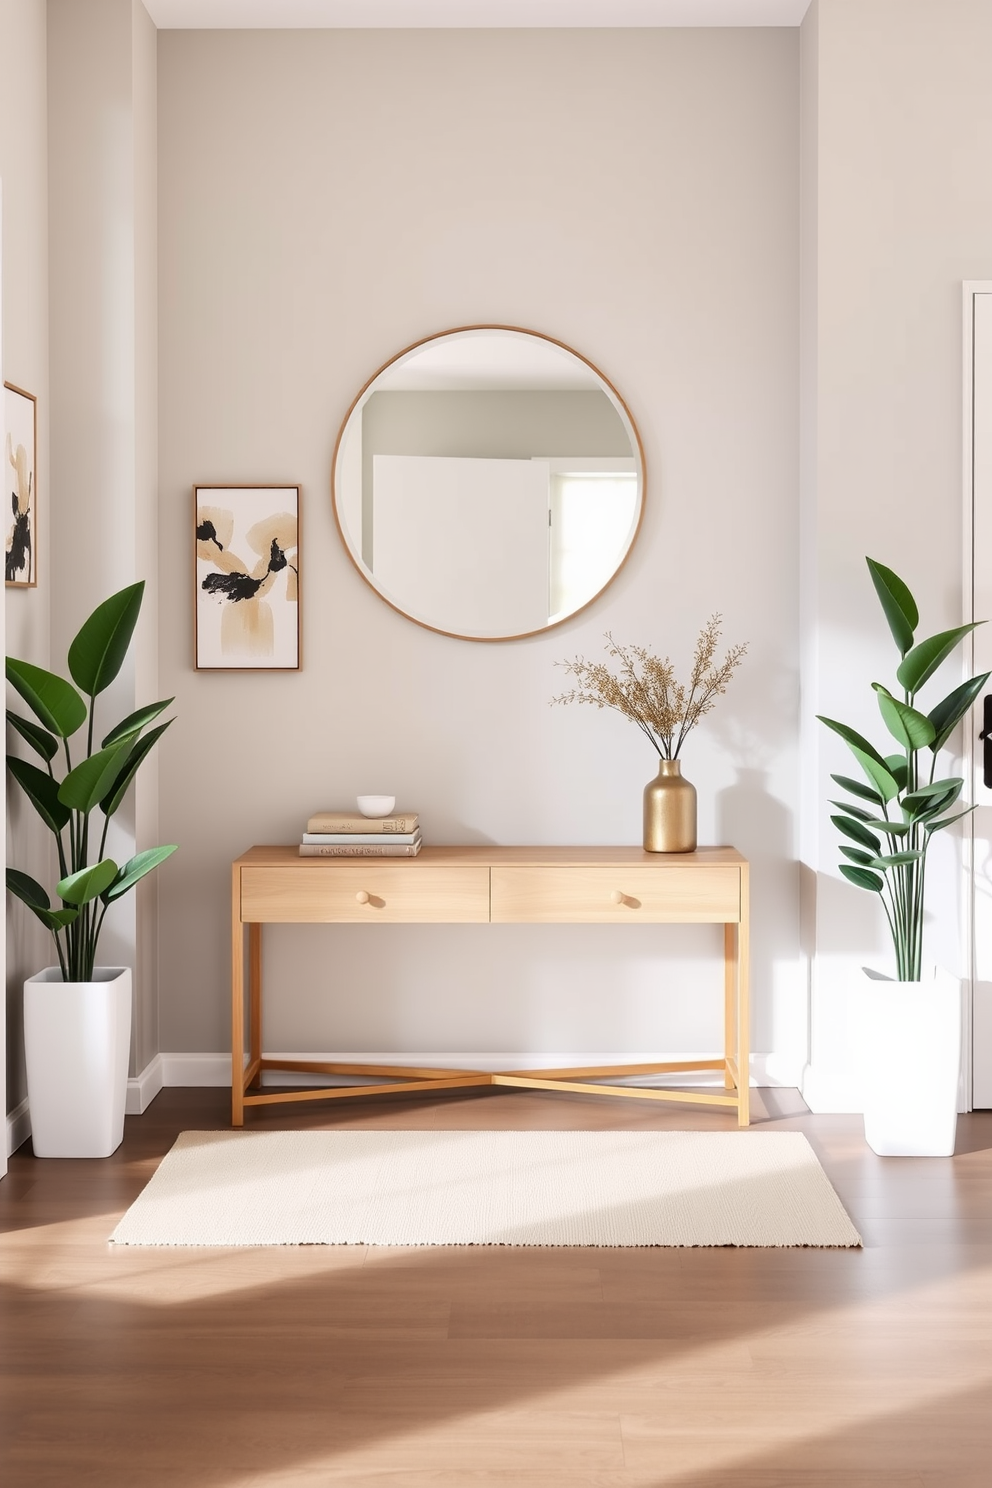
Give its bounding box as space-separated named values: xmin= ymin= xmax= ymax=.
xmin=332 ymin=327 xmax=644 ymax=640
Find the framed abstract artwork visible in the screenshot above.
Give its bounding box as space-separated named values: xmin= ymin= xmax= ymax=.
xmin=194 ymin=485 xmax=301 ymax=670
xmin=5 ymin=382 xmax=38 ymax=588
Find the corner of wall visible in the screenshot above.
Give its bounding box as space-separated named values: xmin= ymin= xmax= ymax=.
xmin=2 ymin=0 xmax=52 ymax=1127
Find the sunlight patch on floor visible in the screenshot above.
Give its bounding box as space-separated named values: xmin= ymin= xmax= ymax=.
xmin=233 ymin=1262 xmax=992 ymax=1484
xmin=0 ymin=1231 xmax=370 ymax=1299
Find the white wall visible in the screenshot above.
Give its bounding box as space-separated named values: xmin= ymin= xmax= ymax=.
xmin=3 ymin=0 xmax=161 ymax=1136
xmin=801 ymin=0 xmax=992 ymax=1108
xmin=157 ymin=28 xmax=803 ymax=1068
xmin=1 ymin=0 xmax=50 ymax=1124
xmin=47 ymin=0 xmax=159 ymax=1075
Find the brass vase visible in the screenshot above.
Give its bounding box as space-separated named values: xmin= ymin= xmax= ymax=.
xmin=643 ymin=758 xmax=697 ymax=853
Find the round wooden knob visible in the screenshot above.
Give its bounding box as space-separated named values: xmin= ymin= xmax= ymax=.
xmin=355 ymin=890 xmax=370 ymax=905
xmin=611 ymin=889 xmax=625 ymax=905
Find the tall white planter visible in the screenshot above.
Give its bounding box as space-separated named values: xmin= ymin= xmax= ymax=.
xmin=857 ymin=966 xmax=961 ymax=1157
xmin=24 ymin=967 xmax=132 ymax=1158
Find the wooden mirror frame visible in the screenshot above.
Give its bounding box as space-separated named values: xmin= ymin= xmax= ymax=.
xmin=331 ymin=325 xmax=646 ymax=642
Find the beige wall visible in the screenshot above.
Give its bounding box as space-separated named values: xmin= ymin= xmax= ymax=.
xmin=158 ymin=28 xmax=803 ymax=1066
xmin=801 ymin=0 xmax=992 ymax=1108
xmin=4 ymin=3 xmax=989 ymax=1114
xmin=2 ymin=0 xmax=50 ymax=1118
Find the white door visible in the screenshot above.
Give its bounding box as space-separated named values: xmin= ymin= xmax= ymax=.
xmin=372 ymin=454 xmax=551 ymax=637
xmin=967 ymin=284 xmax=992 ymax=1107
xmin=0 ymin=181 xmax=6 ymax=1176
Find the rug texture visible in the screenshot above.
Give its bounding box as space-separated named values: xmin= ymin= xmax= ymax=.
xmin=110 ymin=1129 xmax=860 ymax=1248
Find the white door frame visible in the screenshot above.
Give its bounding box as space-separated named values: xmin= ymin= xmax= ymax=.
xmin=0 ymin=179 xmax=6 ymax=1175
xmin=962 ymin=281 xmax=992 ymax=1111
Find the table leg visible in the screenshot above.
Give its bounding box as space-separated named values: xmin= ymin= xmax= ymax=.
xmin=724 ymin=923 xmax=736 ymax=1091
xmin=231 ymin=864 xmax=245 ymax=1127
xmin=737 ymin=868 xmax=750 ymax=1127
xmin=249 ymin=923 xmax=262 ymax=1090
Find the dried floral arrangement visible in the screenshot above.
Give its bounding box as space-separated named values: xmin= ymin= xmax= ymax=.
xmin=553 ymin=617 xmax=748 ymax=760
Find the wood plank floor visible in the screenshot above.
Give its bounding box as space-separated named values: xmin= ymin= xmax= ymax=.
xmin=2 ymin=1085 xmax=992 ymax=1487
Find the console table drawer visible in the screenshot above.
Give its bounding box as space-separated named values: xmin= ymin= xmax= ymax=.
xmin=490 ymin=865 xmax=741 ymax=923
xmin=240 ymin=864 xmax=490 ymax=923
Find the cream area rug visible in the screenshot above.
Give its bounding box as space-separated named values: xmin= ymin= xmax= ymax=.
xmin=111 ymin=1130 xmax=860 ymax=1248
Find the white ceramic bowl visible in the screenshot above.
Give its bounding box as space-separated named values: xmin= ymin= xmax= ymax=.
xmin=356 ymin=795 xmax=396 ymax=818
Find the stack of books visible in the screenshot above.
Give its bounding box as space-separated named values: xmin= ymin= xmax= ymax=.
xmin=299 ymin=810 xmax=421 ymax=857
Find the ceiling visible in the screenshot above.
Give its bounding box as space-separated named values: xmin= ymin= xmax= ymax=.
xmin=144 ymin=1 xmax=813 ymax=29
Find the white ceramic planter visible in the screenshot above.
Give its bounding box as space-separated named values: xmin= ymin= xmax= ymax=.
xmin=24 ymin=967 xmax=132 ymax=1158
xmin=857 ymin=966 xmax=962 ymax=1157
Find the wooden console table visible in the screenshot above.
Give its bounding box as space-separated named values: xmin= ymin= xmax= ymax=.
xmin=231 ymin=845 xmax=750 ymax=1126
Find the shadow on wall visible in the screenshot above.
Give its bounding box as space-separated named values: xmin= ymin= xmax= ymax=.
xmin=715 ymin=767 xmax=794 ymax=1054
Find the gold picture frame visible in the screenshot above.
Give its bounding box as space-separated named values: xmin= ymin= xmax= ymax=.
xmin=194 ymin=485 xmax=301 ymax=670
xmin=4 ymin=382 xmax=38 ymax=588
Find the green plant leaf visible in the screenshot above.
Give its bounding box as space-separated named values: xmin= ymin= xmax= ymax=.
xmin=6 ymin=870 xmax=78 ymax=931
xmin=920 ymin=792 xmax=960 ymax=821
xmin=867 ymin=558 xmax=918 ymax=657
xmin=102 ymin=697 xmax=174 ymax=749
xmin=58 ymin=858 xmax=119 ymax=907
xmin=884 ymin=754 xmax=909 ymax=791
xmin=925 ymin=806 xmax=976 ymax=835
xmin=99 ymin=722 xmax=172 ymax=817
xmin=67 ymin=582 xmax=144 ymax=697
xmin=6 ymin=867 xmax=51 ymax=911
xmin=7 ymin=756 xmax=71 ymax=833
xmin=863 ymin=819 xmax=910 ymax=836
xmin=904 ymin=776 xmax=964 ymax=800
xmin=873 ymin=685 xmax=936 ymax=750
xmin=57 ymin=741 xmax=132 ymax=814
xmin=830 ymin=773 xmax=884 ymax=806
xmin=909 ymin=788 xmax=960 ymax=822
xmin=829 ymin=799 xmax=873 ymax=821
xmin=6 ymin=709 xmax=59 ymax=763
xmin=830 ymin=814 xmax=882 ymax=853
xmin=928 ymin=672 xmax=990 ymax=753
xmin=901 ymin=779 xmax=963 ymax=818
xmin=852 ymin=751 xmax=901 ymax=802
xmin=818 ymin=716 xmax=889 ymax=769
xmin=840 ymin=864 xmax=884 ymax=892
xmin=40 ymin=907 xmax=79 ymax=931
xmin=5 ymin=658 xmax=86 ymax=738
xmin=102 ymin=844 xmax=177 ymax=903
xmin=896 ymin=624 xmax=982 ymax=695
xmin=817 ymin=716 xmax=901 ymax=800
xmin=840 ymin=846 xmax=876 ymax=865
xmin=870 ymin=851 xmax=923 ymax=867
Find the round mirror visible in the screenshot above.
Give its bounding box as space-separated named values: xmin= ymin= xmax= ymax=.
xmin=331 ymin=326 xmax=645 ymax=641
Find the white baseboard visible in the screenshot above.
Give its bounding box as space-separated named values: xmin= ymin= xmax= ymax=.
xmin=155 ymin=1052 xmax=234 ymax=1086
xmin=6 ymin=1098 xmax=31 ymax=1158
xmin=11 ymin=1052 xmax=800 ymax=1152
xmin=800 ymin=1061 xmax=970 ymax=1116
xmin=126 ymin=1053 xmax=165 ymax=1115
xmin=143 ymin=1050 xmax=796 ymax=1091
xmin=799 ymin=1067 xmax=862 ymax=1114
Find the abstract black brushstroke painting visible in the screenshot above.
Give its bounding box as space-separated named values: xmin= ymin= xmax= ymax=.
xmin=194 ymin=486 xmax=300 ymax=669
xmin=5 ymin=383 xmax=38 ymax=588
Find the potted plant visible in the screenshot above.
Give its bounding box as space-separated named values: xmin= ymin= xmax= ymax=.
xmin=553 ymin=617 xmax=748 ymax=851
xmin=818 ymin=558 xmax=987 ymax=1155
xmin=5 ymin=581 xmax=177 ymax=1157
